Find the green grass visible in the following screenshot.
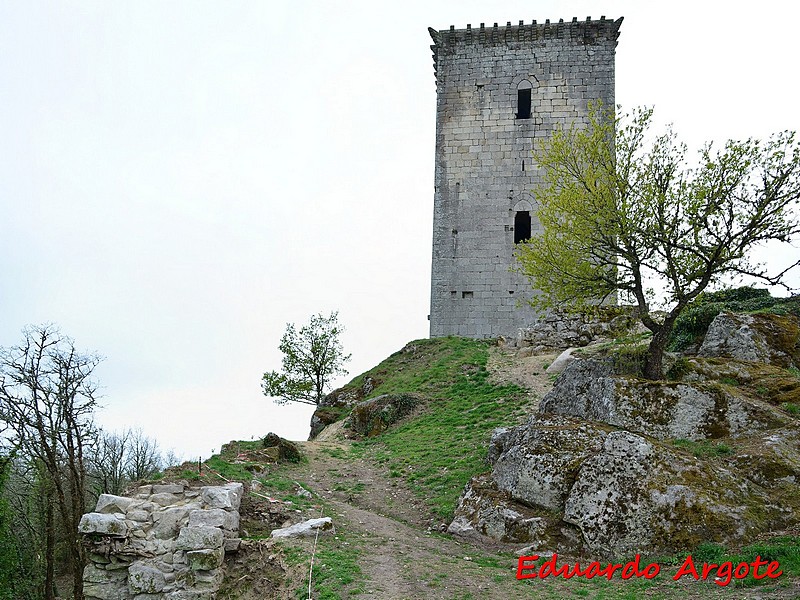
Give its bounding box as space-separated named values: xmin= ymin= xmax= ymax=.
xmin=343 ymin=337 xmax=528 ymax=519
xmin=781 ymin=402 xmax=800 ymax=415
xmin=295 ymin=537 xmax=364 ymax=599
xmin=672 ymin=438 xmax=734 ymax=458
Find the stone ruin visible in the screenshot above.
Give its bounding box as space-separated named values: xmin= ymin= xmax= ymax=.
xmin=78 ymin=481 xmax=243 ymax=600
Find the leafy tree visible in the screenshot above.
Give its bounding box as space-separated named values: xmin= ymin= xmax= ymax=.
xmin=0 ymin=325 xmax=100 ymax=599
xmin=516 ymin=106 xmax=800 ymax=379
xmin=262 ymin=312 xmax=351 ymax=406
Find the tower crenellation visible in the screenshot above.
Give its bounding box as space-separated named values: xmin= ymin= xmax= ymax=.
xmin=428 ymin=17 xmax=622 ymax=338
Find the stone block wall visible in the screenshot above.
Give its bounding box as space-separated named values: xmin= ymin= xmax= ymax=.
xmin=428 ymin=18 xmax=622 ymax=338
xmin=78 ymin=481 xmax=243 ymax=600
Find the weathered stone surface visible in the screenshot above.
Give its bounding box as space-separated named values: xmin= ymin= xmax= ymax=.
xmin=348 ymin=394 xmax=419 ymax=437
xmin=84 ymin=582 xmax=133 ymax=600
xmin=448 ymin=473 xmax=554 ymax=545
xmin=200 ymin=483 xmax=243 ymax=511
xmin=96 ymin=494 xmax=136 ymax=515
xmin=545 ymin=348 xmax=578 ymax=374
xmin=150 ymin=493 xmax=181 ymax=507
xmin=84 ymin=563 xmax=128 ymax=584
xmin=188 ymin=508 xmax=238 ymax=531
xmin=175 ymin=526 xmax=224 ymax=551
xmin=152 ymin=483 xmax=186 ymax=495
xmin=491 ymin=415 xmax=609 ymax=510
xmin=223 ymin=537 xmax=241 ymax=552
xmin=262 ymin=432 xmax=303 ymax=462
xmin=699 ymin=312 xmax=800 ymax=367
xmin=153 ymin=506 xmax=191 ymax=540
xmin=271 ymin=517 xmax=334 ymax=538
xmin=540 ymin=359 xmax=788 ymax=440
xmin=186 ymin=547 xmax=224 ymax=571
xmin=126 ymin=510 xmax=150 ymax=523
xmin=730 ymin=428 xmax=800 ymax=488
xmin=79 ymin=513 xmax=129 ymax=537
xmin=562 ymin=430 xmax=780 ymax=555
xmin=128 ymin=561 xmax=166 ymax=594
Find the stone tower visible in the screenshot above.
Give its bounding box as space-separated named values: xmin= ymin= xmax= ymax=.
xmin=428 ymin=17 xmax=622 ymax=338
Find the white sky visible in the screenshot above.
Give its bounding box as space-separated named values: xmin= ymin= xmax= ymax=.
xmin=2 ymin=1 xmax=799 ymax=459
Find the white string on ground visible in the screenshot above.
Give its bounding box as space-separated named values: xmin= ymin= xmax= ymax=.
xmin=306 ymin=504 xmax=325 ymax=600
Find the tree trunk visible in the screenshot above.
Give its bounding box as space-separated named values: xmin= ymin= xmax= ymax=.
xmin=644 ymin=316 xmax=678 ymax=380
xmin=44 ymin=496 xmax=55 ymax=600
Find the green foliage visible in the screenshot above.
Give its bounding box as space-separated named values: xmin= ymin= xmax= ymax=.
xmin=262 ymin=311 xmax=351 ymax=406
xmin=516 ymin=104 xmax=800 ymax=378
xmin=668 ymin=286 xmax=800 ymax=351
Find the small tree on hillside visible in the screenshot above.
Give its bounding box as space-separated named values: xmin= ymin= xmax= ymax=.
xmin=262 ymin=312 xmax=351 ymax=406
xmin=516 ymin=105 xmax=800 ymax=379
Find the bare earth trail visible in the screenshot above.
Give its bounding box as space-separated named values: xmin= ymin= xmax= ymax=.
xmin=291 ymin=436 xmax=526 ymax=599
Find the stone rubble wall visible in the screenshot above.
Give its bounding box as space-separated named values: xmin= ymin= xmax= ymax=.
xmin=78 ymin=481 xmax=243 ymax=600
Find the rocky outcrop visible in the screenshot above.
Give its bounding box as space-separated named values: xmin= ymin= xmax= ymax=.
xmin=261 ymin=432 xmax=302 ymax=463
xmin=347 ymin=394 xmax=419 ymax=438
xmin=699 ymin=312 xmax=800 ymax=367
xmin=79 ymin=481 xmax=242 ymax=600
xmin=309 ymin=376 xmax=378 ymax=439
xmin=449 ymin=356 xmax=800 ymax=555
xmin=540 ymin=360 xmax=790 ymax=441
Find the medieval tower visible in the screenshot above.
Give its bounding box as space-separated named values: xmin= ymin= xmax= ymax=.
xmin=428 ymin=17 xmax=622 ymax=338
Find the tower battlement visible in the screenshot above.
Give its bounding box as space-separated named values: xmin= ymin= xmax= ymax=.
xmin=428 ymin=17 xmax=621 ymax=339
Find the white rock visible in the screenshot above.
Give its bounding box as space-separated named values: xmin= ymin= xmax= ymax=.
xmin=271 ymin=517 xmax=334 ymax=538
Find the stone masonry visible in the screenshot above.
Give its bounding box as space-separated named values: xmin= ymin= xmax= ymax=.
xmin=78 ymin=481 xmax=243 ymax=600
xmin=428 ymin=18 xmax=622 ymax=338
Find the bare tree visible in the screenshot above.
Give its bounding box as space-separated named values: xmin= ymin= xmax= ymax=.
xmin=0 ymin=325 xmax=100 ymax=600
xmin=91 ymin=429 xmax=131 ymax=496
xmin=91 ymin=428 xmax=164 ymax=497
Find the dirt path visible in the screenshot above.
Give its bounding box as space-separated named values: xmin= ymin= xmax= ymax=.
xmin=289 ymin=438 xmax=527 ymax=600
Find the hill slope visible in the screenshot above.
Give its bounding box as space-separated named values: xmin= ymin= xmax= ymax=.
xmin=207 ymin=336 xmax=799 ymax=599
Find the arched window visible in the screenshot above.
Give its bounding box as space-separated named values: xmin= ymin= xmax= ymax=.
xmin=514 ymin=211 xmax=532 ymax=243
xmin=516 ymin=80 xmax=532 ymax=119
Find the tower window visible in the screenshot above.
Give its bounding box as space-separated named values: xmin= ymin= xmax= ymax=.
xmin=516 ymin=89 xmax=531 ymax=119
xmin=514 ymin=211 xmax=532 ymax=243
xmin=516 ymin=80 xmax=533 ymax=119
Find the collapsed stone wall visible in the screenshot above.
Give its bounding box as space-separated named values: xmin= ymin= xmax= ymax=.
xmin=79 ymin=481 xmax=243 ymax=600
xmin=513 ymin=308 xmax=642 ymax=352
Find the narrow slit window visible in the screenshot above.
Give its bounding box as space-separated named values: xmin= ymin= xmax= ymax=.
xmin=514 ymin=211 xmax=532 ymax=243
xmin=516 ymin=88 xmax=531 ymax=119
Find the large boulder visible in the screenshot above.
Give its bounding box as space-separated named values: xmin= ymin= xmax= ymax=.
xmin=540 ymin=359 xmax=789 ymax=440
xmin=309 ymin=376 xmax=380 ymax=439
xmin=347 ymin=394 xmax=419 ymax=437
xmin=261 ymin=433 xmax=302 ymax=463
xmin=562 ymin=430 xmax=780 ymax=555
xmin=451 ymin=413 xmax=791 ymax=555
xmin=699 ymin=312 xmax=800 ymax=367
xmin=490 ymin=415 xmax=609 ymax=510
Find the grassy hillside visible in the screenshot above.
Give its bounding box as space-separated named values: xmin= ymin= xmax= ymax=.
xmin=333 ymin=336 xmax=531 ymax=518
xmin=191 ymin=332 xmax=800 ymax=599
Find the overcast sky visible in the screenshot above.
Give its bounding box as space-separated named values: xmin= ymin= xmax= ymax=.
xmin=2 ymin=1 xmax=799 ymax=460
